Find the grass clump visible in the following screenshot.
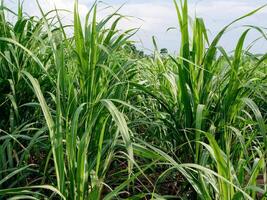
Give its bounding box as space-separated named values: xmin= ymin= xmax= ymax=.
xmin=0 ymin=0 xmax=267 ymax=199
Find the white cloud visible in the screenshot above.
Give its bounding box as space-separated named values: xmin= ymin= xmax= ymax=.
xmin=5 ymin=0 xmax=267 ymax=52
xmin=99 ymin=1 xmax=266 ymax=52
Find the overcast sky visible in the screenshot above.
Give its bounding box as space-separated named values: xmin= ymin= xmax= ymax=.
xmin=5 ymin=0 xmax=267 ymax=53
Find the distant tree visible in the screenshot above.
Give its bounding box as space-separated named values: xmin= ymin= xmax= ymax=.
xmin=129 ymin=44 xmax=137 ymax=53
xmin=124 ymin=43 xmax=137 ymax=54
xmin=124 ymin=43 xmax=147 ymax=58
xmin=139 ymin=51 xmax=144 ymax=57
xmin=160 ymin=48 xmax=168 ymax=56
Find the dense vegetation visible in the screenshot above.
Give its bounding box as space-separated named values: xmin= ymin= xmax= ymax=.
xmin=0 ymin=0 xmax=266 ymax=199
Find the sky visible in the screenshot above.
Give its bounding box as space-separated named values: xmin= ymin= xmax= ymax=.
xmin=5 ymin=0 xmax=267 ymax=53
